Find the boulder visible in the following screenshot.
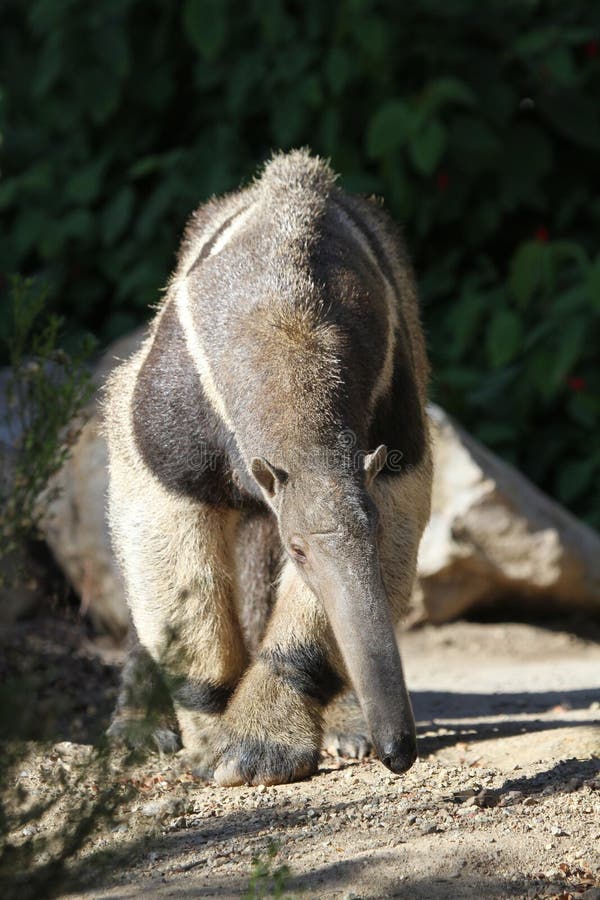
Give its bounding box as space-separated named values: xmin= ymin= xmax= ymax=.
xmin=416 ymin=405 xmax=600 ymax=623
xmin=39 ymin=335 xmax=600 ymax=637
xmin=40 ymin=330 xmax=145 ymax=638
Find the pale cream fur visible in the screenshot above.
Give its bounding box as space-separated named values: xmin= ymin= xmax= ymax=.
xmin=105 ymin=327 xmax=246 ymax=748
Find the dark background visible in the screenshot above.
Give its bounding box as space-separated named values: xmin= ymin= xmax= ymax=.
xmin=1 ymin=0 xmax=599 ymax=526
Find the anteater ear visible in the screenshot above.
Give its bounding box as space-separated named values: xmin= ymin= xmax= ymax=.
xmin=364 ymin=444 xmax=387 ymax=486
xmin=251 ymin=457 xmax=288 ymax=499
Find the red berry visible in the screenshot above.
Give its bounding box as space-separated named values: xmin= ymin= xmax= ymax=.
xmin=436 ymin=171 xmax=449 ymax=192
xmin=567 ymin=376 xmax=586 ymax=392
xmin=534 ymin=225 xmax=549 ymax=242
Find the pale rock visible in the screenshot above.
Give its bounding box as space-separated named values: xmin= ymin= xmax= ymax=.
xmin=415 ymin=404 xmax=600 ymax=622
xmin=40 ymin=330 xmax=145 ymax=638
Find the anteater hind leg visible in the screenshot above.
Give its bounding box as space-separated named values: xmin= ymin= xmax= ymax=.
xmin=214 ymin=559 xmax=344 ymax=786
xmin=108 ymin=459 xmax=247 ymax=757
xmin=107 ymin=624 xmax=180 ymax=754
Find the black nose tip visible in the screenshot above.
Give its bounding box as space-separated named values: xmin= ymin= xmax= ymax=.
xmin=379 ymin=735 xmax=417 ymax=774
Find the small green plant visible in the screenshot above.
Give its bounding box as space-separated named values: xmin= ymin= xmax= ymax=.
xmin=0 ymin=276 xmax=95 ymax=575
xmin=245 ymin=841 xmax=292 ymax=899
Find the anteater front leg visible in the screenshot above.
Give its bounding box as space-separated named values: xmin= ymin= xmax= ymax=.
xmin=214 ymin=559 xmax=344 ymax=786
xmin=109 ymin=468 xmax=247 ymax=755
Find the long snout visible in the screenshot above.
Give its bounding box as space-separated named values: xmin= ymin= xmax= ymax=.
xmin=320 ymin=564 xmax=417 ymax=774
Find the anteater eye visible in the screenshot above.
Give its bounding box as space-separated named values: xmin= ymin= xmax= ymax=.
xmin=290 ymin=544 xmax=307 ymax=564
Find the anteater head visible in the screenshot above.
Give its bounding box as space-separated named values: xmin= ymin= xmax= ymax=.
xmin=250 ymin=445 xmax=417 ymax=775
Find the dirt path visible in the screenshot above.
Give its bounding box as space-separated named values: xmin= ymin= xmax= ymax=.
xmin=2 ymin=615 xmax=599 ymax=899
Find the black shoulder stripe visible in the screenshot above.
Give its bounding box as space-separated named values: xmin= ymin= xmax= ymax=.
xmin=173 ymin=678 xmax=234 ymax=714
xmin=132 ymin=300 xmax=262 ymax=509
xmin=186 ymin=203 xmax=251 ymax=276
xmin=332 ymin=194 xmax=398 ymax=292
xmin=369 ymin=336 xmax=426 ymax=473
xmin=260 ymin=642 xmax=344 ymax=706
xmin=332 ymin=194 xmax=416 ymax=371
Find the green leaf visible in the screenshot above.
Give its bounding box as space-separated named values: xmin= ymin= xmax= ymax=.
xmin=469 ymin=367 xmax=518 ymax=406
xmin=447 ymin=289 xmax=485 ymax=361
xmin=502 ymin=124 xmax=554 ymax=190
xmin=439 ymin=367 xmax=481 ymax=390
xmin=13 ymin=209 xmax=47 ymax=260
xmin=253 ymin=0 xmax=293 ymax=44
xmin=129 ymin=155 xmax=164 ymax=179
xmin=33 ymin=35 xmax=62 ymax=98
xmin=183 ymin=0 xmax=227 ymax=61
xmin=550 ymin=241 xmax=589 ymax=272
xmin=409 ymin=119 xmax=446 ymax=176
xmin=486 ymin=308 xmax=523 ymax=368
xmin=556 ymin=459 xmax=595 ymax=504
xmin=475 ymin=421 xmax=516 ymax=446
xmin=0 ymin=177 xmax=19 ymax=210
xmin=551 ymin=286 xmax=587 ymax=317
xmin=325 ymin=48 xmax=352 ymax=96
xmin=588 ymin=257 xmax=600 ymax=312
xmin=366 ymin=100 xmax=412 ymax=158
xmin=509 ymin=241 xmax=546 ymax=306
xmin=512 ymin=26 xmax=560 ymax=57
xmin=538 ymin=89 xmax=600 ymax=150
xmin=80 ymin=67 xmax=120 ymax=124
xmin=64 ymin=160 xmax=104 ymax=205
xmin=92 ymin=21 xmax=130 ymax=81
xmin=449 ymin=116 xmax=500 ymax=170
xmin=526 ymin=348 xmax=558 ymax=400
xmin=421 ymin=76 xmax=475 ymax=115
xmin=550 ymin=319 xmax=586 ymax=390
xmin=271 ymin=89 xmax=309 ymax=145
xmin=353 ymin=16 xmax=389 ymax=64
xmin=567 ymin=393 xmax=599 ymax=429
xmin=101 ymin=187 xmax=134 ymax=246
xmin=544 ymin=46 xmax=578 ymax=87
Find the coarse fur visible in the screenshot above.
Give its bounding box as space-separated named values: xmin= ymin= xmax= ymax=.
xmin=104 ymin=149 xmax=432 ymax=785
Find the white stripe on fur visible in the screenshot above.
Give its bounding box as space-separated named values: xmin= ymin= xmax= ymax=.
xmin=174 ymin=278 xmax=235 ymax=431
xmin=207 ymin=204 xmax=256 ymax=259
xmin=334 ymin=205 xmax=399 ymax=413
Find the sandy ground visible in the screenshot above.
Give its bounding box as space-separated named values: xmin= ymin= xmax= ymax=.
xmin=1 ymin=613 xmax=599 ymax=900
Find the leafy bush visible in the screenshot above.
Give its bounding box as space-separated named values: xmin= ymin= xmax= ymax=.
xmin=0 ymin=277 xmax=94 ymax=570
xmin=1 ymin=0 xmax=599 ymax=524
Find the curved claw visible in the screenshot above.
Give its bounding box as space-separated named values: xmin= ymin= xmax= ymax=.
xmin=214 ymin=739 xmax=319 ymax=787
xmin=323 ymin=730 xmax=372 ymax=760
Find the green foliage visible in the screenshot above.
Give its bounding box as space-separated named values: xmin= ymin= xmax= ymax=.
xmin=0 ymin=277 xmax=94 ymax=568
xmin=1 ymin=1 xmax=599 ymax=525
xmin=244 ymin=841 xmax=291 ymax=899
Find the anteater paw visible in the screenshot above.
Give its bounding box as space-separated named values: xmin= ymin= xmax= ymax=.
xmin=323 ymin=729 xmax=372 ymax=760
xmin=213 ymin=739 xmax=319 ymax=787
xmin=107 ymin=715 xmax=181 ymax=754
